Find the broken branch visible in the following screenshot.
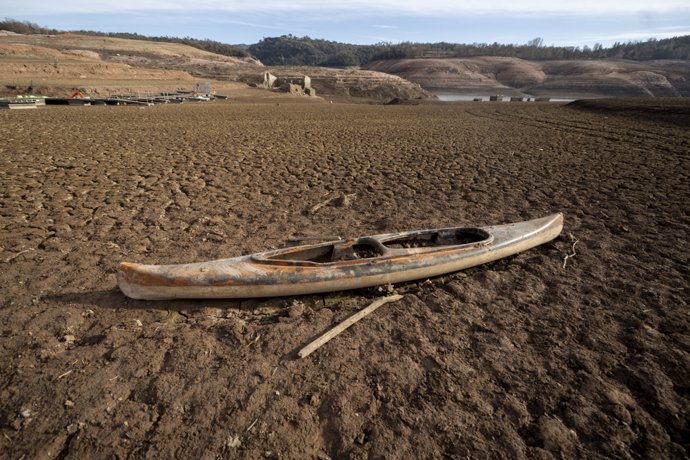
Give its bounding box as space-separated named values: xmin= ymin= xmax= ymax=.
xmin=298 ymin=294 xmax=404 ymax=359
xmin=5 ymin=248 xmax=35 ymax=263
xmin=309 ymin=195 xmax=338 ymax=214
xmin=287 ymin=235 xmax=342 ymax=243
xmin=56 ymin=370 xmax=73 ymax=380
xmin=562 ymin=239 xmax=580 ymax=269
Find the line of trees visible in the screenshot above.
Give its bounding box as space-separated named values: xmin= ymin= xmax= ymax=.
xmin=77 ymin=32 xmax=251 ymax=58
xmin=249 ymin=35 xmax=690 ymax=66
xmin=0 ymin=19 xmax=249 ymax=58
xmin=0 ymin=18 xmax=58 ymax=35
xmin=3 ymin=18 xmax=688 ymax=66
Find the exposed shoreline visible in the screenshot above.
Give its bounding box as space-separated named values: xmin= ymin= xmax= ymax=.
xmin=1 ymin=100 xmax=688 ymax=458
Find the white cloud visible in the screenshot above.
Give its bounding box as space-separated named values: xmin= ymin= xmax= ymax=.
xmin=575 ymin=29 xmax=690 ymax=45
xmin=213 ymin=19 xmax=286 ymax=31
xmin=7 ymin=0 xmax=690 ymax=16
xmin=373 ymin=25 xmax=399 ymax=30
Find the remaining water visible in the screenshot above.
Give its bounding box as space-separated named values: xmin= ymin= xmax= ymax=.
xmin=434 ymin=93 xmax=575 ymax=103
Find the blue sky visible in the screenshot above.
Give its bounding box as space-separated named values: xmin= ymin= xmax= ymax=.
xmin=3 ymin=0 xmax=690 ymax=47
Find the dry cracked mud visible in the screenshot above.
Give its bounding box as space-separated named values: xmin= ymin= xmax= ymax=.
xmin=1 ymin=99 xmax=688 ymax=458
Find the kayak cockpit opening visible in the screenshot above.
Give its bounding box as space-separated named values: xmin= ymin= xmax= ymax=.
xmin=332 ymin=238 xmax=388 ymax=261
xmin=382 ymin=227 xmax=491 ymax=249
xmin=256 ymin=229 xmax=493 ymax=265
xmin=260 ymin=238 xmax=387 ymax=264
xmin=263 ymin=245 xmax=336 ymax=263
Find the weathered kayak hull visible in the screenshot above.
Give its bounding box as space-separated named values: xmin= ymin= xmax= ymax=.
xmin=118 ymin=213 xmax=563 ymax=300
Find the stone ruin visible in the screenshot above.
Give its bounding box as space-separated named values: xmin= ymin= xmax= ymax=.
xmin=262 ymin=71 xmax=277 ymax=88
xmin=260 ymin=72 xmax=316 ymax=97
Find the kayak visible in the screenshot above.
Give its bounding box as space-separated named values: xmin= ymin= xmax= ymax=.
xmin=118 ymin=213 xmax=563 ymax=300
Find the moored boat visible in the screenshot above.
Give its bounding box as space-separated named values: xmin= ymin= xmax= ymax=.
xmin=118 ymin=213 xmax=563 ymax=300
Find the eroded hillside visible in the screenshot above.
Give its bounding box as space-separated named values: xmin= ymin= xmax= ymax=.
xmin=0 ymin=32 xmax=255 ymax=96
xmin=0 ymin=32 xmax=433 ymax=101
xmin=364 ymin=57 xmax=690 ymax=97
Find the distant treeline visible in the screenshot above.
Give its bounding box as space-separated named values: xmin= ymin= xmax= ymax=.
xmin=3 ymin=18 xmax=688 ymax=66
xmin=0 ymin=19 xmax=249 ymax=58
xmin=247 ymin=35 xmax=375 ymax=67
xmin=248 ymin=35 xmax=690 ymax=66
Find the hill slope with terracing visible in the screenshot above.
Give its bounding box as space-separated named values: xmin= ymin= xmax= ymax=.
xmin=364 ymin=57 xmax=690 ymax=97
xmin=0 ymin=32 xmax=433 ymax=101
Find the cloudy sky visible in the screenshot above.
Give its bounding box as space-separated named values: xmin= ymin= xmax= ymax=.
xmin=4 ymin=0 xmax=690 ymax=46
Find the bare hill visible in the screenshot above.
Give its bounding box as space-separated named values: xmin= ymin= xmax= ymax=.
xmin=0 ymin=33 xmax=257 ymax=97
xmin=0 ymin=33 xmax=433 ymax=101
xmin=364 ymin=57 xmax=690 ymax=97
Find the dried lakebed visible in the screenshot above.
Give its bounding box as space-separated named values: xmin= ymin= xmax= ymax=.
xmin=1 ymin=100 xmax=688 ymax=458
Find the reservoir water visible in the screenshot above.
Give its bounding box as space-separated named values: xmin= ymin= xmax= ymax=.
xmin=434 ymin=93 xmax=575 ymax=102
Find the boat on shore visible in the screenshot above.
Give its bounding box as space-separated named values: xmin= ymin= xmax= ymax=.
xmin=0 ymin=98 xmax=41 ymax=109
xmin=118 ymin=213 xmax=563 ymax=300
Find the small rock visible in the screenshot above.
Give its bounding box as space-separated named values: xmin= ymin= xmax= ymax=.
xmin=65 ymin=400 xmax=74 ymax=408
xmin=498 ymin=335 xmax=515 ymax=349
xmin=377 ymin=283 xmax=395 ymax=294
xmin=334 ymin=193 xmax=355 ymax=207
xmin=643 ymin=324 xmax=661 ymax=337
xmin=288 ymin=301 xmax=306 ymax=318
xmin=20 ymin=408 xmax=32 ymax=418
xmin=134 ymin=319 xmax=143 ymax=327
xmin=226 ymin=435 xmax=241 ymax=448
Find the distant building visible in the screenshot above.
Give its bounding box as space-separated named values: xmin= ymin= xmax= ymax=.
xmin=275 ymin=75 xmax=316 ymax=96
xmin=254 ymin=72 xmax=316 ymax=96
xmin=196 ymin=82 xmax=212 ymax=95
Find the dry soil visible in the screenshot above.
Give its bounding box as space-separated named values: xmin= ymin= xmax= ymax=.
xmin=0 ymin=98 xmax=688 ymax=459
